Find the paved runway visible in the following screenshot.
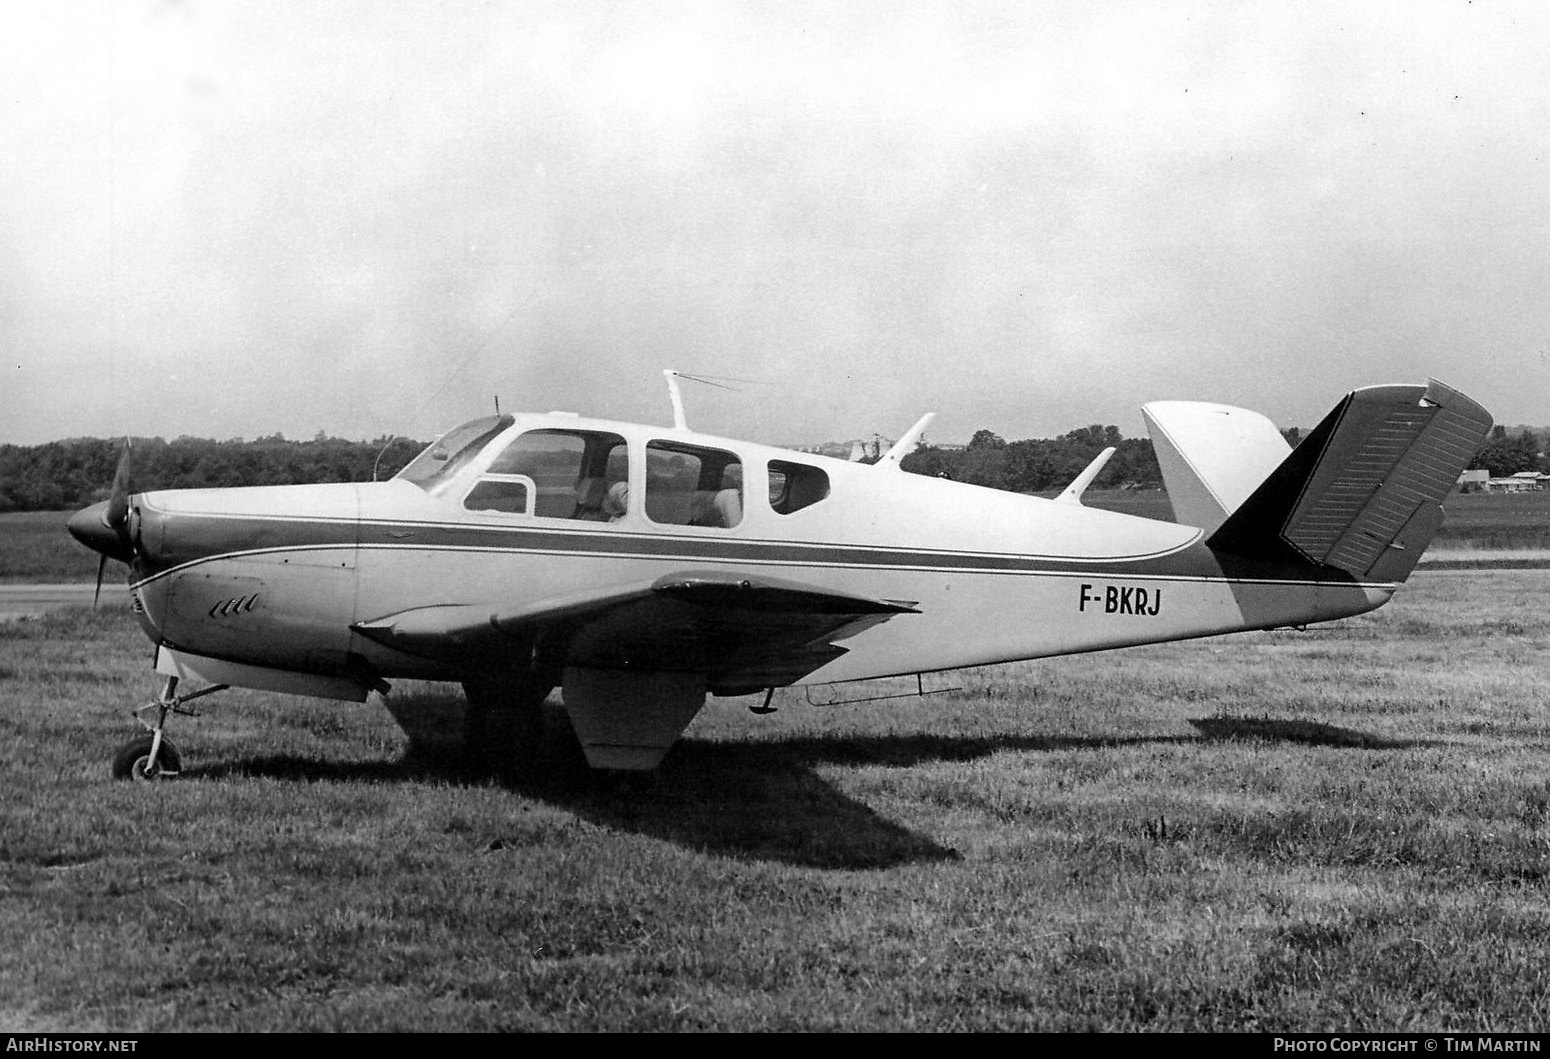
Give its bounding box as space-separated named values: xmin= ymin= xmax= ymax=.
xmin=0 ymin=583 xmax=128 ymax=620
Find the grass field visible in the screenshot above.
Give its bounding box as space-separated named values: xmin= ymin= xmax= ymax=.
xmin=2 ymin=569 xmax=1548 ymax=1031
xmin=0 ymin=511 xmax=103 ymax=583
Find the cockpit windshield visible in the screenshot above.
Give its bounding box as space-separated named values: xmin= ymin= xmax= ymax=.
xmin=395 ymin=414 xmax=514 ymax=493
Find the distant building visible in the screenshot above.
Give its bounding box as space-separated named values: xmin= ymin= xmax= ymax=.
xmin=1460 ymin=468 xmax=1549 ymax=492
xmin=793 ymin=435 xmax=965 ymax=460
xmin=792 ymin=437 xmax=897 ymax=461
xmin=847 ymin=436 xmax=896 ymax=462
xmin=1485 ymin=473 xmax=1547 ymax=493
xmin=1458 ymin=469 xmax=1489 ymax=491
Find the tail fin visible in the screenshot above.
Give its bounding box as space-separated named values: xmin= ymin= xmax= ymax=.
xmin=1143 ymin=400 xmax=1292 ymax=533
xmin=1207 ymin=379 xmax=1492 ymax=581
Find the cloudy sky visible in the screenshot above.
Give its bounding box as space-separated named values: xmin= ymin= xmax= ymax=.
xmin=3 ymin=0 xmax=1547 ymax=447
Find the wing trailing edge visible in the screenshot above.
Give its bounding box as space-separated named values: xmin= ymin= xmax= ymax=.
xmin=352 ymin=571 xmax=917 ymax=689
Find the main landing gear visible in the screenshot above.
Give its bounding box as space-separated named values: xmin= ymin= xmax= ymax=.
xmin=462 ymin=673 xmax=553 ymax=774
xmin=110 ymin=675 xmax=227 ymax=781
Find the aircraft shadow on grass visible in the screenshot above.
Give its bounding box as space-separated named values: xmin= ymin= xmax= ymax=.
xmin=186 ymin=690 xmax=1429 ymax=870
xmin=1185 ymin=715 xmax=1427 ymax=749
xmin=193 ymin=691 xmax=962 ymax=870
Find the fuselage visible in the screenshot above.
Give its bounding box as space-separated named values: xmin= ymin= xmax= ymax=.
xmin=101 ymin=411 xmax=1397 ymax=698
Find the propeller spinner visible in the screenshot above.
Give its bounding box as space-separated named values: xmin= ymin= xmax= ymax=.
xmin=66 ymin=440 xmax=137 ymax=604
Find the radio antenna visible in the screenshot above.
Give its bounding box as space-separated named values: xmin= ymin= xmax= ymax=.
xmin=662 ymin=370 xmax=763 ymax=430
xmin=664 ymin=370 xmax=688 ymax=429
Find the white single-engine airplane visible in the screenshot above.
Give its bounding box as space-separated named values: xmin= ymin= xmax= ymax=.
xmin=68 ymin=374 xmax=1490 ymax=780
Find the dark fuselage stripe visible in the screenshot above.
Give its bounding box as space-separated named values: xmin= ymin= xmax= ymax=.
xmin=132 ymin=511 xmax=1383 ymax=589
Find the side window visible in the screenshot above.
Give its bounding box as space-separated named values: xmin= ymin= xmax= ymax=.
xmin=646 ymin=442 xmax=742 ymax=528
xmin=463 ymin=476 xmax=533 ymax=515
xmin=474 ymin=429 xmax=629 ymax=520
xmin=768 ymin=460 xmax=829 ymax=514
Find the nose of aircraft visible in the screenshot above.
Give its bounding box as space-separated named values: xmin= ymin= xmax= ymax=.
xmin=68 ymin=501 xmax=136 ymax=563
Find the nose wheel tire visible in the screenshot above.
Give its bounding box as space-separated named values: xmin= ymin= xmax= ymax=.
xmin=111 ymin=735 xmax=182 ymax=781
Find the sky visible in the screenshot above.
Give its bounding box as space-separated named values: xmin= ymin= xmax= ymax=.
xmin=3 ymin=0 xmax=1547 ymax=448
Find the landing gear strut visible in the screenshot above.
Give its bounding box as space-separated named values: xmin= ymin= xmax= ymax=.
xmin=110 ymin=674 xmax=227 ymax=781
xmin=461 ymin=673 xmax=553 ymax=773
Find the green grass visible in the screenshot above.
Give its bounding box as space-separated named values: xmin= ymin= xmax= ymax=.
xmin=0 ymin=510 xmax=103 ymax=582
xmin=1429 ymin=491 xmax=1550 ymax=550
xmin=2 ymin=573 xmax=1549 ymax=1030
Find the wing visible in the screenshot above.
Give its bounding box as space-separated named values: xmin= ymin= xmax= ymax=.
xmin=352 ymin=570 xmax=918 ymax=692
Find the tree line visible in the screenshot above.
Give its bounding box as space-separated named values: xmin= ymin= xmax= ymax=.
xmin=0 ymin=420 xmax=1528 ymax=514
xmin=1472 ymin=426 xmax=1546 ymax=478
xmin=897 ymin=420 xmax=1537 ymax=493
xmin=898 ymin=425 xmax=1165 ymax=492
xmin=1 ymin=425 xmax=1166 ymax=512
xmin=0 ymin=435 xmax=425 ymax=513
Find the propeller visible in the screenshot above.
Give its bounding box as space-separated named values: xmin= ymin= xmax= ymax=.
xmin=92 ymin=554 xmax=110 ymax=607
xmin=105 ymin=437 xmax=132 ymax=534
xmin=66 ymin=439 xmax=137 ymax=606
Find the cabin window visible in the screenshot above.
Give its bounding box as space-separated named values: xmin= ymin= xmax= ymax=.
xmin=483 ymin=429 xmax=629 ymax=520
xmin=645 ymin=442 xmax=742 ymax=528
xmin=396 ymin=414 xmax=514 ymax=494
xmin=768 ymin=460 xmax=829 ymax=514
xmin=463 ymin=476 xmax=534 ymax=515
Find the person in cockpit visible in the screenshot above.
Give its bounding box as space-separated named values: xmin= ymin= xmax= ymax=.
xmin=603 ymin=481 xmax=629 ymax=521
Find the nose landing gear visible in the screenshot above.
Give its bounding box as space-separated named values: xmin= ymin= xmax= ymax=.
xmin=111 ymin=733 xmax=182 ymax=781
xmin=110 ymin=675 xmax=228 ymax=781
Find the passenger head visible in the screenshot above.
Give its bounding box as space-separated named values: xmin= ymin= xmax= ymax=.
xmin=603 ymin=481 xmax=629 ymax=520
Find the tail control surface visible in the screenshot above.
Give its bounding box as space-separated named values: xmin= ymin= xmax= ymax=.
xmin=1207 ymin=379 xmax=1492 ymax=581
xmin=1142 ymin=400 xmax=1291 ymax=534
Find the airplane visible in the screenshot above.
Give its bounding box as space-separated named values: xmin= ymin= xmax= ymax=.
xmin=67 ymin=373 xmax=1491 ymax=781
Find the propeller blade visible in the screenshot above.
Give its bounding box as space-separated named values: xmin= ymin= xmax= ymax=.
xmin=105 ymin=438 xmax=132 ymax=531
xmin=67 ymin=439 xmax=139 ymax=566
xmin=93 ymin=554 xmax=109 ymax=608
